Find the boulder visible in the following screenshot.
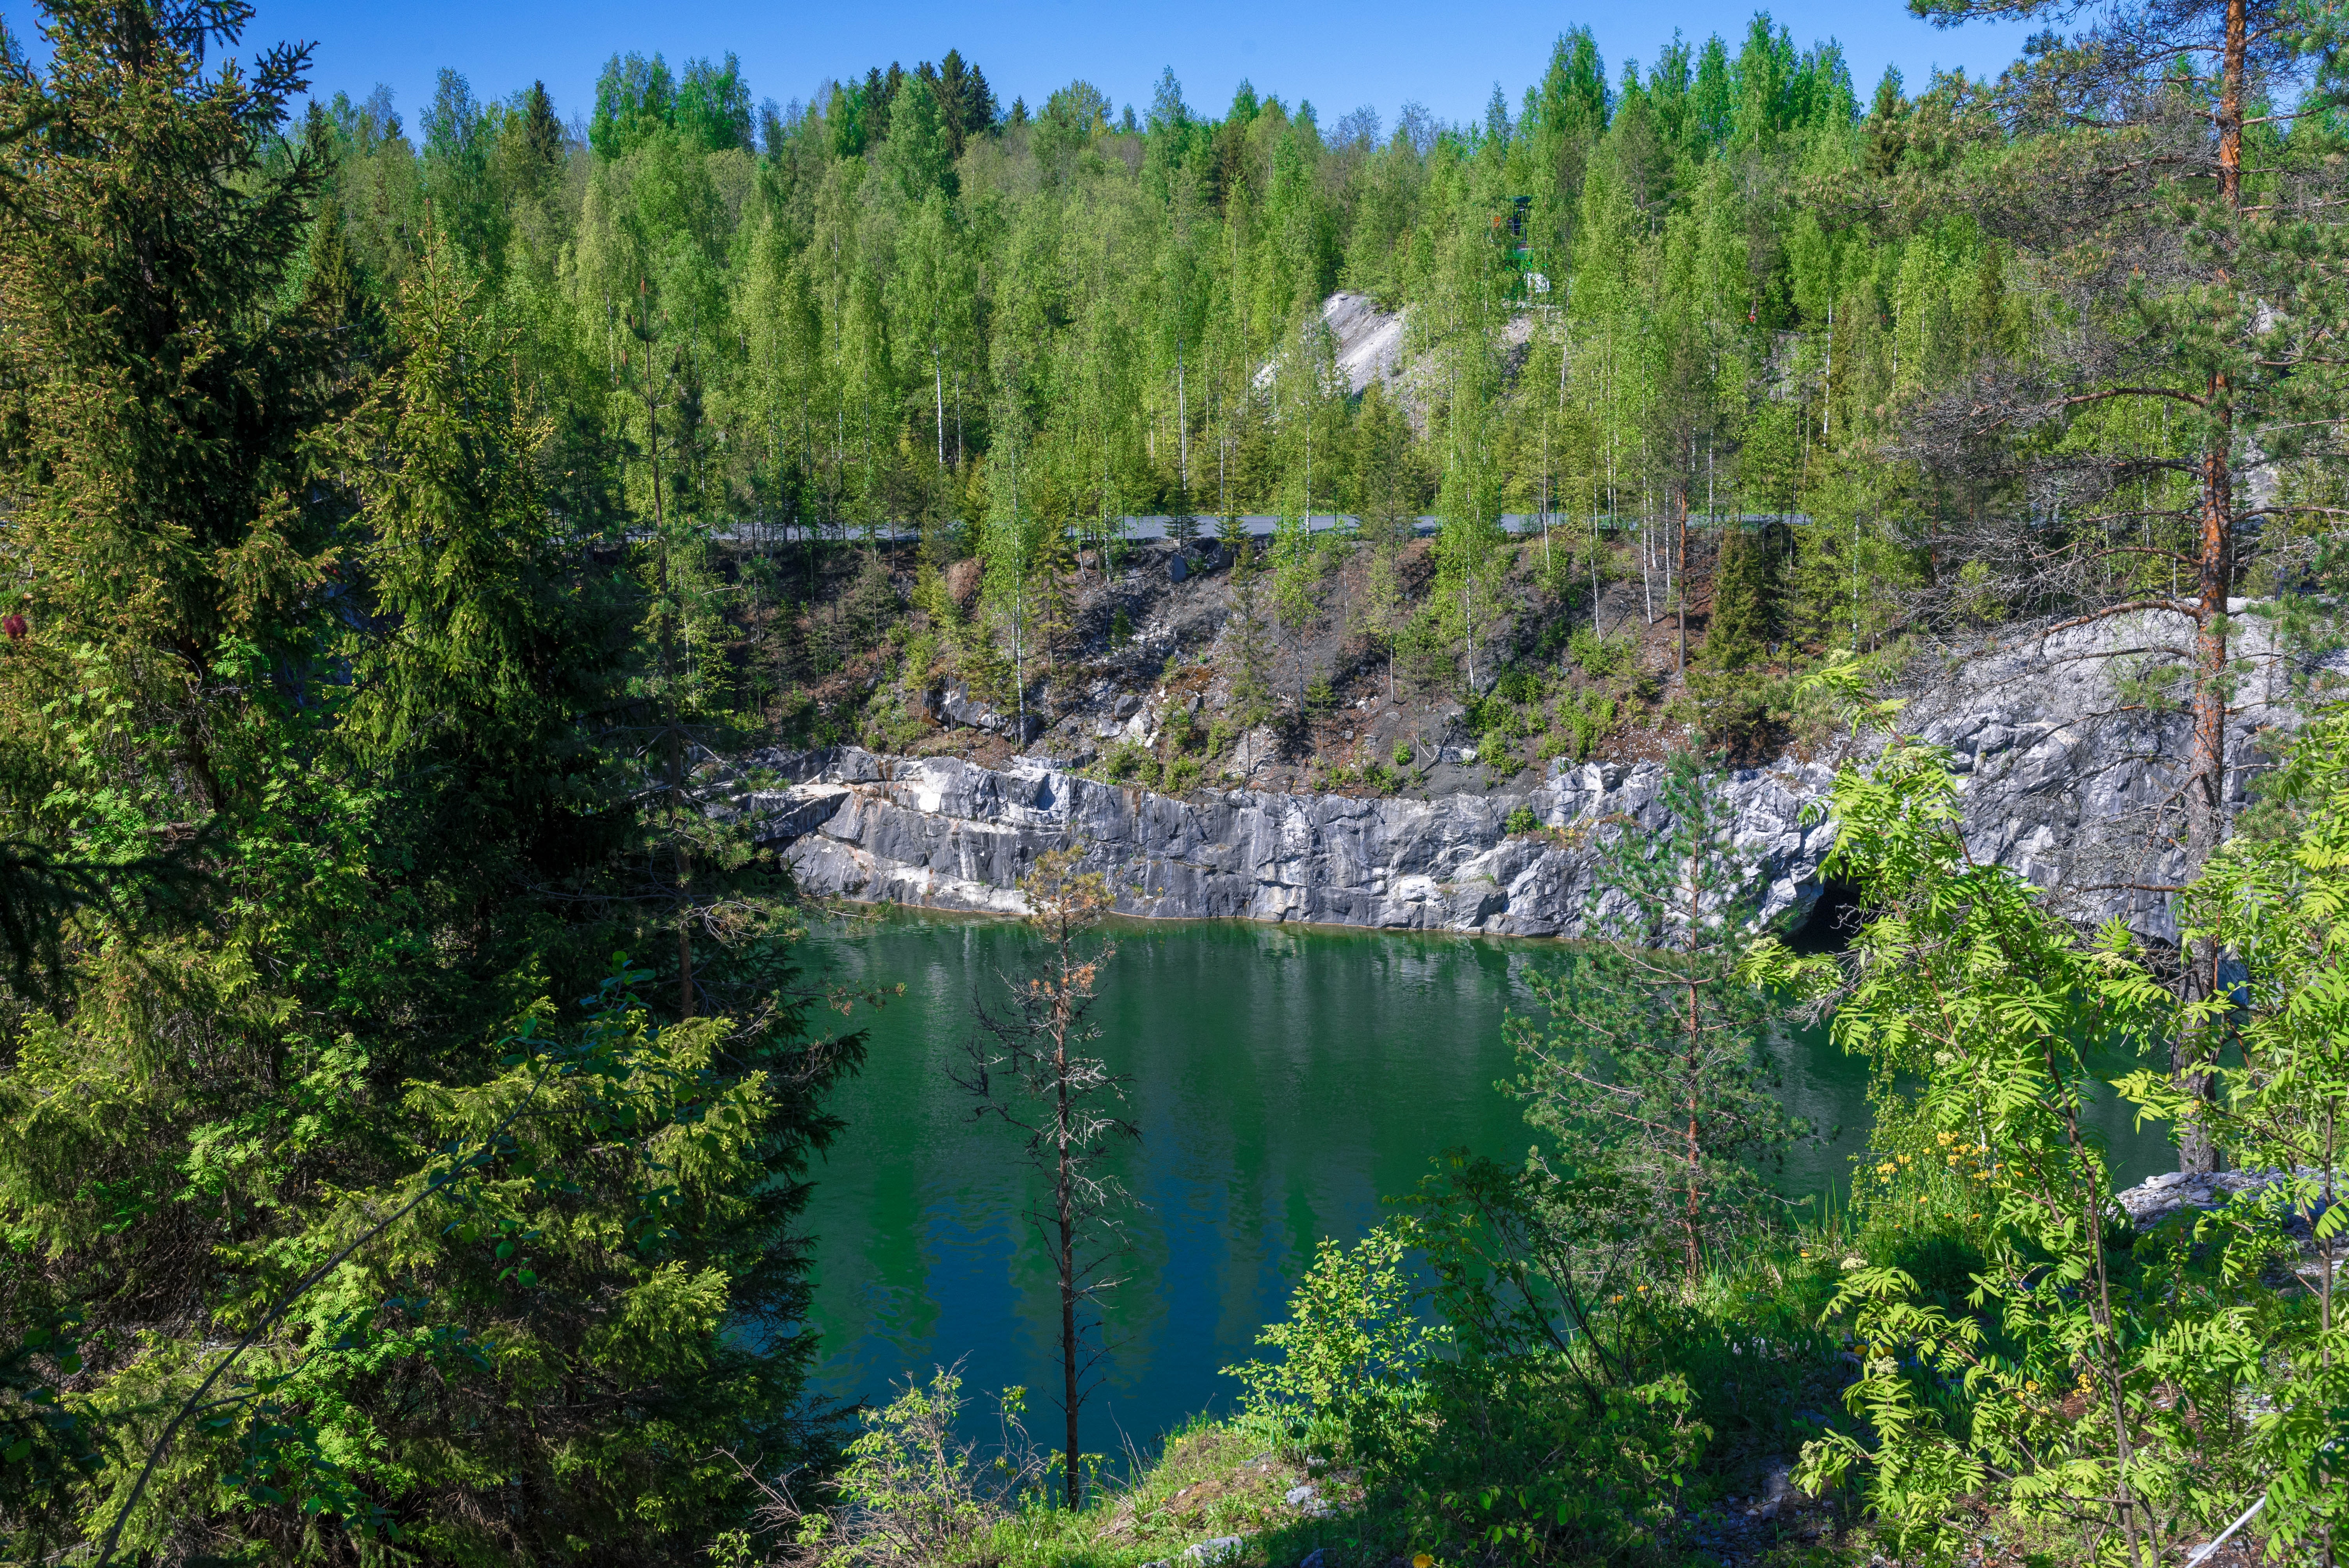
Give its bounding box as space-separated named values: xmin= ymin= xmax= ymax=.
xmin=2113 ymin=1167 xmax=2338 ymax=1232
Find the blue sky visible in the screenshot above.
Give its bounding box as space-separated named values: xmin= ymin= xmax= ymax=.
xmin=139 ymin=0 xmax=2032 ymax=136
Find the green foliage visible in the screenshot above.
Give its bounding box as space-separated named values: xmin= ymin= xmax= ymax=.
xmin=1493 ymin=665 xmax=1542 ymax=705
xmin=1569 ymin=627 xmax=1634 ymax=680
xmin=1747 ymin=739 xmax=2335 ymax=1566
xmin=0 ymin=1315 xmax=98 ymax=1556
xmin=1223 ymin=541 xmax=1276 ymax=725
xmin=1511 ymin=754 xmax=1805 ymax=1282
xmin=1223 ymin=1226 xmax=1443 ymax=1456
xmin=1552 ymin=689 xmax=1618 ymax=762
xmin=0 ymin=10 xmax=864 ymax=1561
xmin=1503 ymin=804 xmax=1540 ymax=835
xmin=1386 ymin=1154 xmax=1716 ymax=1563
xmin=2115 ymin=707 xmax=2349 ymax=1556
xmin=804 ymin=1367 xmax=1046 ymax=1568
xmin=1704 ymin=524 xmax=1778 ymax=668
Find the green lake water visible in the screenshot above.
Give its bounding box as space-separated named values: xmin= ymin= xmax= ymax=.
xmin=802 ymin=909 xmax=2176 ymax=1450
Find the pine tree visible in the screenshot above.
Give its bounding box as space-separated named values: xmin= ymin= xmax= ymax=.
xmin=1508 ymin=754 xmax=1804 ymax=1283
xmin=1903 ymin=0 xmax=2349 ymax=1171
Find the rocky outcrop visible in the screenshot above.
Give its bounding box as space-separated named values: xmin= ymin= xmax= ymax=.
xmin=1896 ymin=601 xmax=2328 ymax=944
xmin=2112 ymin=1168 xmax=2334 ymax=1231
xmin=727 ymin=747 xmax=1833 ymax=937
xmin=719 ymin=603 xmax=2338 ymax=941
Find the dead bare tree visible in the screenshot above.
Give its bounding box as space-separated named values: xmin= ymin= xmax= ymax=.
xmin=954 ymin=846 xmax=1137 ymax=1510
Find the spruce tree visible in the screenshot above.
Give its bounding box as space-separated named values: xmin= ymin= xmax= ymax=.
xmin=1703 ymin=522 xmax=1777 ymax=670
xmin=0 ymin=11 xmax=862 ymax=1559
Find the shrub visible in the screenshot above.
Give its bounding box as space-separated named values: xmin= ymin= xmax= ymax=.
xmin=1392 ymin=740 xmax=1414 ymax=767
xmin=1504 ymin=804 xmax=1540 ymax=835
xmin=1223 ymin=1225 xmax=1444 ymax=1458
xmin=1570 ymin=627 xmax=1633 ymax=679
xmin=770 ymin=1367 xmax=1048 ymax=1568
xmin=1100 ymin=743 xmax=1154 ymax=785
xmin=1556 ymin=692 xmax=1616 ymax=762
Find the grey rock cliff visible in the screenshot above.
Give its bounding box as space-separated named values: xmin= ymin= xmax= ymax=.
xmin=730 ymin=747 xmax=1833 ymax=937
xmin=1898 ymin=602 xmax=2329 ymax=944
xmin=722 ymin=605 xmax=2336 ymax=940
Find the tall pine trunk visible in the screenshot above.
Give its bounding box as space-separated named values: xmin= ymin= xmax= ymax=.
xmin=2173 ymin=0 xmax=2248 ymax=1174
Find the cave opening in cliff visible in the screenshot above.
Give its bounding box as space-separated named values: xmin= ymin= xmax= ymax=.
xmin=1787 ymin=878 xmax=1867 ymax=955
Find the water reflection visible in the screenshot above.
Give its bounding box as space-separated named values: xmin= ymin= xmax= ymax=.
xmin=802 ymin=910 xmax=2173 ymax=1449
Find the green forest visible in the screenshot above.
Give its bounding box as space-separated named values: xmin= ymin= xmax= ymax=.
xmin=2 ymin=0 xmax=2347 ymax=1561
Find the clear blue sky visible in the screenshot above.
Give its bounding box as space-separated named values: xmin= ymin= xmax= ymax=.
xmin=174 ymin=0 xmax=2032 ymax=135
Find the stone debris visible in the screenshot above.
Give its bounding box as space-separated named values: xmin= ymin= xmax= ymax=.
xmin=1322 ymin=291 xmax=1406 ymax=398
xmin=1743 ymin=1461 xmax=1804 ymax=1522
xmin=1185 ymin=1537 xmax=1245 ymax=1565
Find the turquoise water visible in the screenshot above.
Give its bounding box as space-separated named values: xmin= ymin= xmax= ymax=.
xmin=800 ymin=910 xmax=2173 ymax=1451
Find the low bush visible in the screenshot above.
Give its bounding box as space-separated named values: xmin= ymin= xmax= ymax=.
xmin=1570 ymin=626 xmax=1634 ymax=679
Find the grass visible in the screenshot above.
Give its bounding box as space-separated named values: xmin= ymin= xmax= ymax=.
xmin=970 ymin=1419 xmax=1358 ymax=1568
xmin=963 ymin=1399 xmax=1888 ymax=1568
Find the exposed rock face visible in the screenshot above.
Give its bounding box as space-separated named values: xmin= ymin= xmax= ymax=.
xmin=939 ymin=679 xmax=1041 ymax=742
xmin=729 ymin=747 xmax=1835 ymax=937
xmin=1898 ymin=602 xmax=2325 ymax=945
xmin=724 ymin=604 xmax=2335 ymax=940
xmin=2111 ymin=1168 xmax=2327 ymax=1231
xmin=1320 ymin=291 xmax=1405 ymax=398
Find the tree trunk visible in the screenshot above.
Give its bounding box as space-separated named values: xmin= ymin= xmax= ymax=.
xmin=1060 ymin=1200 xmax=1080 ymax=1509
xmin=651 ymin=373 xmax=693 ymax=1021
xmin=1675 ymin=485 xmax=1688 ymax=679
xmin=1058 ymin=1045 xmax=1082 ymax=1510
xmin=2174 ymin=0 xmax=2249 ymax=1174
xmin=1682 ymin=870 xmax=1702 ymax=1283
